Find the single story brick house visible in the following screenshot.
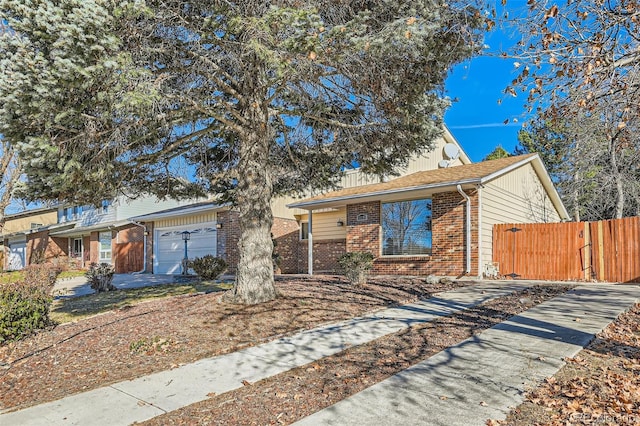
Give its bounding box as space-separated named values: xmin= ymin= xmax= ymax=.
xmin=287 ymin=154 xmax=570 ymax=278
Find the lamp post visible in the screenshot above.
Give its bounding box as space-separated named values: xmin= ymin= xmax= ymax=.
xmin=181 ymin=231 xmax=191 ymax=275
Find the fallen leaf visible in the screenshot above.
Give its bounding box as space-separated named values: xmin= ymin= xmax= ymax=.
xmin=242 ymin=379 xmax=251 ymax=386
xmin=480 ymin=401 xmax=488 ymax=406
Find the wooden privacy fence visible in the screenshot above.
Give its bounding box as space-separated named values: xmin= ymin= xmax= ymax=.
xmin=493 ymin=217 xmax=640 ymax=283
xmin=114 ymin=242 xmax=144 ymax=274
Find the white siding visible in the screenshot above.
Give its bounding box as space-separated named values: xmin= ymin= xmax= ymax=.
xmin=115 ymin=196 xmax=187 ymax=221
xmin=299 ymin=208 xmax=347 ymax=241
xmin=78 ymin=205 xmax=116 ymax=226
xmin=155 ymin=212 xmax=217 ymax=228
xmin=479 ymin=163 xmax=562 ymax=275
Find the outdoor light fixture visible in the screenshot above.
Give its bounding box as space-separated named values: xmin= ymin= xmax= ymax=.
xmin=337 ymin=219 xmax=344 ymax=227
xmin=216 ymin=223 xmax=223 ymax=229
xmin=181 ymin=231 xmax=191 ymax=275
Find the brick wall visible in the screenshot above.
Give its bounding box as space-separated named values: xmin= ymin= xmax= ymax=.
xmin=26 ymin=231 xmax=68 ymax=265
xmin=272 ymin=217 xmax=300 ymax=274
xmin=117 ymin=225 xmax=144 ymax=243
xmin=342 ymin=191 xmax=479 ymax=277
xmin=216 ymin=210 xmax=241 ymax=273
xmin=90 ymin=232 xmax=99 ymax=264
xmin=144 ymin=222 xmax=154 ymax=273
xmin=346 ymin=201 xmax=381 ymax=255
xmin=298 ymin=238 xmax=347 ymax=274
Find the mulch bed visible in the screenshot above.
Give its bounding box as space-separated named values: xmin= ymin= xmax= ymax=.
xmin=0 ymin=275 xmax=465 ymax=412
xmin=138 ymin=284 xmax=572 ymax=425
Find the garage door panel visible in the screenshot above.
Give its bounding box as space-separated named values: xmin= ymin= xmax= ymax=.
xmin=8 ymin=242 xmax=26 ymax=270
xmin=155 ymin=225 xmax=217 ymax=274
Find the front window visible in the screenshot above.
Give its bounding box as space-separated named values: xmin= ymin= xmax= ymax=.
xmin=300 ymin=222 xmax=309 ymax=240
xmin=71 ymin=238 xmax=83 ymax=258
xmin=382 ymin=199 xmax=432 ymax=256
xmin=99 ymin=231 xmax=112 ymax=262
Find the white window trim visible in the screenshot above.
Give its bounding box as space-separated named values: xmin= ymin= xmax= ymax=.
xmin=99 ymin=231 xmax=112 ymax=263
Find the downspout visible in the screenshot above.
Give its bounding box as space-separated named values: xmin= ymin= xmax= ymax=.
xmin=477 ymin=184 xmax=483 ymax=279
xmin=129 ymin=220 xmax=147 ymax=274
xmin=456 ymin=185 xmax=472 ymax=275
xmin=307 ymin=210 xmax=313 ymax=275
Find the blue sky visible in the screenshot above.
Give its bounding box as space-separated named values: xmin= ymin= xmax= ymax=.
xmin=444 ymin=5 xmax=531 ymax=162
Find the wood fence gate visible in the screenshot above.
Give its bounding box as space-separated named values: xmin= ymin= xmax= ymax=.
xmin=493 ymin=217 xmax=640 ymax=283
xmin=114 ymin=242 xmax=144 ymax=274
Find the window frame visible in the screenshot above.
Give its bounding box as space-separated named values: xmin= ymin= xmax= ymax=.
xmin=299 ymin=221 xmax=309 ymax=241
xmin=98 ymin=231 xmax=112 ymax=263
xmin=381 ymin=198 xmax=433 ymax=257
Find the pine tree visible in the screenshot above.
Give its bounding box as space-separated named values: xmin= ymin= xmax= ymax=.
xmin=0 ymin=0 xmax=489 ymax=303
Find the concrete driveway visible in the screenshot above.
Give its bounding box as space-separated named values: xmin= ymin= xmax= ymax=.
xmin=52 ymin=273 xmax=178 ymax=298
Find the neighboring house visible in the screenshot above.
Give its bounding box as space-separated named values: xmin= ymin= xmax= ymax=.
xmin=45 ymin=197 xmax=187 ymax=272
xmin=3 ymin=196 xmax=189 ymax=272
xmin=288 ymin=153 xmax=570 ymax=277
xmin=130 ymin=199 xmax=300 ymax=275
xmin=1 ymin=207 xmax=60 ymax=270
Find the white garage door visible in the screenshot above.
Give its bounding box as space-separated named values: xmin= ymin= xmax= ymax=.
xmin=8 ymin=241 xmax=26 ymax=271
xmin=155 ymin=224 xmax=218 ymax=274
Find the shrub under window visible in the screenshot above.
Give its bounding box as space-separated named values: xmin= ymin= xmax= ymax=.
xmin=382 ymin=199 xmax=432 ymax=256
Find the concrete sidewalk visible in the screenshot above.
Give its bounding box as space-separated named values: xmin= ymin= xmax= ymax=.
xmin=0 ymin=281 xmax=530 ymax=425
xmin=1 ymin=282 xmax=638 ymax=426
xmin=295 ymin=284 xmax=640 ymax=426
xmin=52 ymin=274 xmax=181 ymax=298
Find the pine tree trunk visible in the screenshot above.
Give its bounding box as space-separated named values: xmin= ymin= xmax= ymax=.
xmin=223 ymin=87 xmax=277 ymax=304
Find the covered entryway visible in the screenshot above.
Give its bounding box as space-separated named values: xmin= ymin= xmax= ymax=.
xmin=7 ymin=239 xmax=26 ymax=270
xmin=154 ymin=224 xmax=218 ymax=274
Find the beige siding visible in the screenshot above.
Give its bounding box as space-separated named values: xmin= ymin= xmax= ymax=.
xmin=479 ymin=163 xmax=562 ymax=274
xmin=3 ymin=211 xmax=58 ymax=234
xmin=299 ymin=208 xmax=347 ymax=240
xmin=272 ymin=196 xmax=304 ymax=219
xmin=339 ymin=135 xmax=468 ymax=189
xmin=155 ymin=212 xmax=217 ymax=228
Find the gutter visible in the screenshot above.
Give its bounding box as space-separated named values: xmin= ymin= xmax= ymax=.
xmin=456 ymin=185 xmax=472 ymax=275
xmin=288 ymin=179 xmax=481 ymax=210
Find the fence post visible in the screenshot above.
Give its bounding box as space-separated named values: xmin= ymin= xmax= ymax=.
xmin=597 ymin=221 xmax=605 ymax=282
xmin=583 ymin=221 xmax=591 ymax=281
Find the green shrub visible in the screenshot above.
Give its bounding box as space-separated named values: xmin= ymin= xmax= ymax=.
xmin=0 ymin=264 xmax=60 ymax=344
xmin=338 ymin=252 xmax=375 ymax=285
xmin=189 ymin=255 xmax=227 ymax=280
xmin=86 ymin=263 xmax=116 ymax=292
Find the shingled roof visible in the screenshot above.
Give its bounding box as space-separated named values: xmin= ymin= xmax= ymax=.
xmin=288 ymin=154 xmax=543 ymax=209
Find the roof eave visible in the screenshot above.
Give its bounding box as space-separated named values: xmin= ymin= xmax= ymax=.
xmin=288 ymin=178 xmax=481 ymax=210
xmin=129 ymin=203 xmax=230 ymax=222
